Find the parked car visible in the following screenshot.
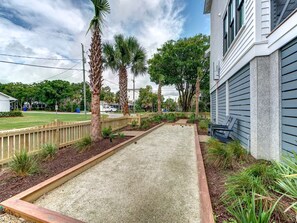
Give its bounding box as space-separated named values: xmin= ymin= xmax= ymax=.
xmin=100 ymin=105 xmax=117 ymax=112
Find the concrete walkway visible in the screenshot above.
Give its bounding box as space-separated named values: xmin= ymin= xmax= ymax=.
xmin=34 ymin=125 xmax=200 ymax=223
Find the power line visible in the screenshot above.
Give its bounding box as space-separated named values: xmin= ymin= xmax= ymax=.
xmin=0 ymin=60 xmax=83 ymax=71
xmin=33 ymin=63 xmax=80 ymax=83
xmin=0 ymin=53 xmax=81 ymax=61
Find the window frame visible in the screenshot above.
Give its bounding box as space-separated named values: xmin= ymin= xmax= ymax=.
xmin=236 ymin=0 xmax=245 ymax=33
xmin=223 ymin=14 xmax=228 ymax=55
xmin=223 ymin=0 xmax=245 ymax=56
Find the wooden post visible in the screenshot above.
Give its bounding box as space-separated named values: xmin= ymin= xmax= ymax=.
xmin=54 ymin=120 xmax=60 ymax=147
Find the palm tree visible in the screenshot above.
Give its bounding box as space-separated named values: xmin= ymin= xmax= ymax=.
xmin=103 ymin=34 xmax=147 ymax=115
xmin=87 ymin=0 xmax=110 ymax=141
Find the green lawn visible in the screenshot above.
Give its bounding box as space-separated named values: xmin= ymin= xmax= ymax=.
xmin=0 ymin=112 xmax=91 ymax=130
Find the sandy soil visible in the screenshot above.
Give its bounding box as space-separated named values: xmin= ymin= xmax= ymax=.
xmin=34 ymin=125 xmax=200 ymax=223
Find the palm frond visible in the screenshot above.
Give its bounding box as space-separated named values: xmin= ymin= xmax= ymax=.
xmin=87 ymin=0 xmax=110 ymax=34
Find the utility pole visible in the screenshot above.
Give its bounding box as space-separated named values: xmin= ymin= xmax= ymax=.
xmin=81 ymin=43 xmax=87 ymax=116
xmin=133 ymin=74 xmax=135 ymax=114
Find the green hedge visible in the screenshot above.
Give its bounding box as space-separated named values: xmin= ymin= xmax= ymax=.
xmin=0 ymin=111 xmax=23 ymax=117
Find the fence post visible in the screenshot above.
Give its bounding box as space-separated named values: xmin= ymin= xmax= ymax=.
xmin=54 ymin=119 xmax=60 ymax=147
xmin=138 ymin=114 xmax=141 ymax=126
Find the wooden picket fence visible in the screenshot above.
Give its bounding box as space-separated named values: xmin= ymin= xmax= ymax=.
xmin=0 ymin=115 xmax=144 ymax=165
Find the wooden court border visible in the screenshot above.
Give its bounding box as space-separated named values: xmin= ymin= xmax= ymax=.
xmin=1 ymin=123 xmax=164 ymax=223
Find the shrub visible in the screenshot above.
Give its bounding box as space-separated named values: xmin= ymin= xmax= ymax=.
xmin=75 ymin=136 xmax=92 ymax=152
xmin=188 ymin=113 xmax=196 ymax=123
xmin=102 ymin=126 xmax=113 ymax=139
xmin=206 ymin=137 xmax=222 ymax=149
xmin=222 ymin=162 xmax=279 ymax=204
xmin=40 ymin=144 xmax=57 ymax=160
xmin=118 ymin=133 xmax=125 ymax=138
xmin=165 ymin=113 xmax=176 ymax=122
xmin=152 ymin=115 xmax=162 ymax=123
xmin=199 ymin=119 xmax=209 ymax=130
xmin=275 ymin=153 xmax=297 ymax=214
xmin=140 ymin=119 xmax=150 ymax=130
xmin=226 ymin=192 xmax=280 ymax=223
xmin=207 ymin=142 xmax=234 ymax=169
xmin=0 ymin=111 xmax=23 ymax=118
xmin=226 ymin=140 xmax=247 ymax=161
xmin=131 ymin=120 xmax=138 ymax=127
xmin=177 ymin=113 xmax=187 ymax=118
xmin=9 ymin=150 xmax=39 ymax=176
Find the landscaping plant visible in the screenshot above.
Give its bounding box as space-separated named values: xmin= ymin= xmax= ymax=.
xmin=207 ymin=142 xmax=234 ymax=169
xmin=102 ymin=126 xmax=113 ymax=138
xmin=118 ymin=133 xmax=125 ymax=138
xmin=40 ymin=144 xmax=57 ymax=160
xmin=75 ymin=136 xmax=92 ymax=152
xmin=188 ymin=113 xmax=197 ymax=123
xmin=199 ymin=119 xmax=209 ymax=130
xmin=9 ymin=150 xmax=39 ymax=176
xmin=131 ymin=120 xmax=138 ymax=128
xmin=226 ymin=192 xmax=281 ymax=223
xmin=165 ymin=113 xmax=176 ymax=122
xmin=207 ymin=138 xmax=248 ymax=169
xmin=140 ymin=119 xmax=150 ymax=130
xmin=226 ymin=140 xmax=248 ymax=161
xmin=275 ymin=153 xmax=297 ymax=215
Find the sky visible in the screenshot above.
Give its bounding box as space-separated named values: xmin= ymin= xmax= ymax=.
xmin=0 ymin=0 xmax=210 ymax=99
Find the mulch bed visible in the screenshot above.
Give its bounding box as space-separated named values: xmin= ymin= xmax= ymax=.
xmin=200 ymin=142 xmax=296 ymax=223
xmin=0 ymin=137 xmax=132 ymax=203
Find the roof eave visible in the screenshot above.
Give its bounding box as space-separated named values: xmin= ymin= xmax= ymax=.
xmin=204 ymin=0 xmax=212 ymax=14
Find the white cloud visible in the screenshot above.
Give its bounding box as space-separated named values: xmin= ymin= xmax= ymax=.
xmin=0 ymin=0 xmax=185 ymax=98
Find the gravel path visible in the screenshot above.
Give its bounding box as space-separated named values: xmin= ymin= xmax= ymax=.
xmin=0 ymin=214 xmax=31 ymax=223
xmin=35 ymin=125 xmax=200 ymax=223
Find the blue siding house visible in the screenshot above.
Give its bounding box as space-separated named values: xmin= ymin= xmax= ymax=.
xmin=204 ymin=0 xmax=297 ymax=160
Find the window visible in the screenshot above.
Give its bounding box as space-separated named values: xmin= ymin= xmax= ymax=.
xmin=223 ymin=0 xmax=245 ymax=55
xmin=228 ymin=0 xmax=235 ymax=46
xmin=223 ymin=14 xmax=228 ymax=54
xmin=271 ymin=0 xmax=297 ymax=30
xmin=236 ymin=0 xmax=245 ymax=33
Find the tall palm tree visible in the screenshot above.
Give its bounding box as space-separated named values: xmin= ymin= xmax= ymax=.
xmin=87 ymin=0 xmax=110 ymax=141
xmin=103 ymin=34 xmax=147 ymax=115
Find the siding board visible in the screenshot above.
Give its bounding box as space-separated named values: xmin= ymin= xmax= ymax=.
xmin=229 ymin=64 xmax=251 ymax=148
xmin=281 ymin=38 xmax=297 ymax=154
xmin=211 ymin=91 xmax=217 ymax=123
xmin=218 ymin=83 xmax=226 ymax=124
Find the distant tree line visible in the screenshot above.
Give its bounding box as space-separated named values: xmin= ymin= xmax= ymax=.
xmin=0 ymin=80 xmax=117 ymax=112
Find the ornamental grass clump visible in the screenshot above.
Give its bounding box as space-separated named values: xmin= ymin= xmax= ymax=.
xmin=226 ymin=140 xmax=248 ymax=161
xmin=223 ymin=162 xmax=279 ymax=202
xmin=226 ymin=192 xmax=281 ymax=223
xmin=275 ymin=153 xmax=297 ymax=215
xmin=75 ymin=136 xmax=92 ymax=152
xmin=40 ymin=144 xmax=57 ymax=160
xmin=9 ymin=150 xmax=39 ymax=176
xmin=165 ymin=113 xmax=176 ymax=122
xmin=207 ymin=138 xmax=248 ymax=169
xmin=140 ymin=119 xmax=150 ymax=130
xmin=131 ymin=120 xmax=138 ymax=128
xmin=206 ymin=138 xmax=234 ymax=169
xmin=199 ymin=119 xmax=209 ymax=130
xmin=188 ymin=113 xmax=197 ymax=123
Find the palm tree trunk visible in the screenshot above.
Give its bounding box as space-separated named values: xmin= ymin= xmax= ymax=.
xmin=195 ymin=77 xmax=200 ymax=118
xmin=89 ymin=26 xmax=103 ymax=141
xmin=119 ymin=67 xmax=129 ymax=115
xmin=158 ymin=81 xmax=162 ymax=114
